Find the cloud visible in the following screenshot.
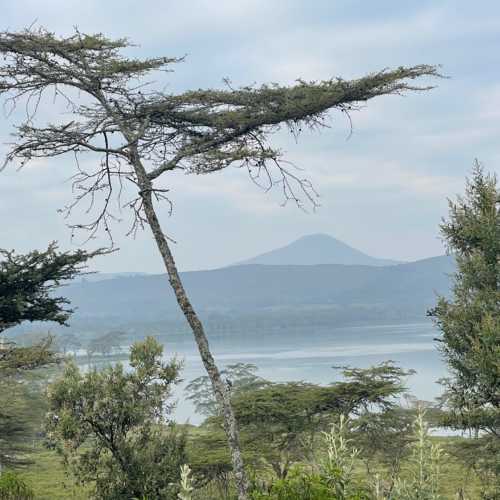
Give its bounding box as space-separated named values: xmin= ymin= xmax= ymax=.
xmin=0 ymin=1 xmax=499 ymax=271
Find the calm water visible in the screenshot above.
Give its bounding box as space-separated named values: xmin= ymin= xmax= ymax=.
xmin=165 ymin=322 xmax=447 ymax=424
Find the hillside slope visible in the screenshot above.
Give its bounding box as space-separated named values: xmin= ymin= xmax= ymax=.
xmin=237 ymin=234 xmax=401 ymax=267
xmin=63 ymin=255 xmax=454 ymax=328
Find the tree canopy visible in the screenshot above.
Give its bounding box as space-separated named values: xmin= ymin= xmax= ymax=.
xmin=0 ymin=242 xmax=100 ymax=335
xmin=430 ymin=163 xmax=500 ymax=496
xmin=189 ymin=362 xmax=414 ymax=482
xmin=0 ymin=28 xmax=440 ymax=235
xmin=430 ymin=164 xmax=499 ymax=431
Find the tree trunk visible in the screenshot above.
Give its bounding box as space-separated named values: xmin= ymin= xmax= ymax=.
xmin=132 ymin=158 xmax=249 ymax=499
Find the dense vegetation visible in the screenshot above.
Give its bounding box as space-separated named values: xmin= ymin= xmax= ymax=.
xmin=0 ymin=168 xmax=498 ymax=497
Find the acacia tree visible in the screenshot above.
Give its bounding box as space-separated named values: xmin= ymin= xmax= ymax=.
xmin=189 ymin=363 xmax=414 ymax=487
xmin=55 ymin=331 xmax=82 ymax=355
xmin=88 ymin=329 xmax=126 ymax=357
xmin=186 ymin=362 xmax=268 ymax=417
xmin=0 ymin=28 xmax=439 ymax=498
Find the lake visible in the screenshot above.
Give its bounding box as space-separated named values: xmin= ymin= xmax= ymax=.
xmin=164 ymin=321 xmax=447 ymax=424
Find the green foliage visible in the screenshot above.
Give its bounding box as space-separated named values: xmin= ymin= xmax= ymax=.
xmin=142 ymin=66 xmax=440 ymax=181
xmin=391 ymin=410 xmax=443 ymax=500
xmin=444 ymin=436 xmax=500 ymax=499
xmin=46 ymin=337 xmax=186 ymax=500
xmin=237 ymin=363 xmax=411 ymax=475
xmin=330 ymin=362 xmax=415 ymax=415
xmin=430 ymin=164 xmax=499 ymax=493
xmin=189 ymin=363 xmax=413 ymax=486
xmin=185 ymin=363 xmax=268 ymax=417
xmin=251 ymin=416 xmax=369 ymax=500
xmin=320 ymin=416 xmax=368 ymax=499
xmin=251 ymin=410 xmax=449 ymax=500
xmin=13 ymin=431 xmax=483 ymax=500
xmin=0 ymin=472 xmax=34 ymax=500
xmin=0 ymin=243 xmax=99 ymax=334
xmin=0 ymin=244 xmax=99 ymax=469
xmin=251 ymin=467 xmax=337 ymax=500
xmin=351 ymin=407 xmax=414 ymax=477
xmin=178 ymin=464 xmax=195 ymax=500
xmin=0 ymin=337 xmax=56 ymax=375
xmin=0 ymin=27 xmax=439 ymax=219
xmin=187 ymin=427 xmax=233 ymax=484
xmin=0 ymin=374 xmax=48 ymax=468
xmin=17 ymin=448 xmax=88 ymax=499
xmin=0 ymin=243 xmax=100 ymax=435
xmin=430 ymin=164 xmax=499 ymax=421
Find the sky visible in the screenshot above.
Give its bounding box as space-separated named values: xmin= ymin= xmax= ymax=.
xmin=1 ymin=0 xmax=499 ymax=273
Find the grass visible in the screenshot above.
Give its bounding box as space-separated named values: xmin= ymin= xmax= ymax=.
xmin=432 ymin=437 xmax=483 ymax=499
xmin=13 ymin=436 xmax=485 ymax=499
xmin=17 ymin=446 xmax=88 ymax=500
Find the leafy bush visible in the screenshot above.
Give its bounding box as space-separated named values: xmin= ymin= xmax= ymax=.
xmin=251 ymin=467 xmax=336 ymax=500
xmin=0 ymin=472 xmax=34 ymax=500
xmin=46 ymin=337 xmax=186 ymax=499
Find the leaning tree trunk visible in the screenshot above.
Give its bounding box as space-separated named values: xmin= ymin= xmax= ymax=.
xmin=132 ymin=157 xmax=250 ymax=500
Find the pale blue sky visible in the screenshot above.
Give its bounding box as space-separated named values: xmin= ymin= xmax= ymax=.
xmin=1 ymin=1 xmax=499 ymax=272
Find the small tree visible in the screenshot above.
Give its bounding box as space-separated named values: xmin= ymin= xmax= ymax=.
xmin=0 ymin=28 xmax=439 ymax=498
xmin=55 ymin=332 xmax=82 ymax=355
xmin=185 ymin=362 xmax=268 ymax=417
xmin=88 ymin=330 xmax=126 ymax=357
xmin=429 ymin=163 xmax=499 ymax=494
xmin=46 ymin=336 xmax=186 ymax=500
xmin=251 ymin=415 xmax=369 ymax=500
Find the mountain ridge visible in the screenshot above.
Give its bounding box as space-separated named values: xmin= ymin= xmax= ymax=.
xmin=58 ymin=254 xmax=453 ymax=331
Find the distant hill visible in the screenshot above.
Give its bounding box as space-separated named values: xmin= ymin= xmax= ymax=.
xmin=237 ymin=234 xmax=401 ymax=267
xmin=80 ymin=272 xmax=149 ymax=283
xmin=60 ymin=255 xmax=454 ymax=332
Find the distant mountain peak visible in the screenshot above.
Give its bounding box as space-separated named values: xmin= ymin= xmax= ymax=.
xmin=237 ymin=233 xmax=402 ymax=267
xmin=298 ymin=233 xmax=337 ymax=240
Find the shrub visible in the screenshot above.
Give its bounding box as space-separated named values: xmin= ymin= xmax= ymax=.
xmin=251 ymin=415 xmax=369 ymax=499
xmin=0 ymin=472 xmax=34 ymax=500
